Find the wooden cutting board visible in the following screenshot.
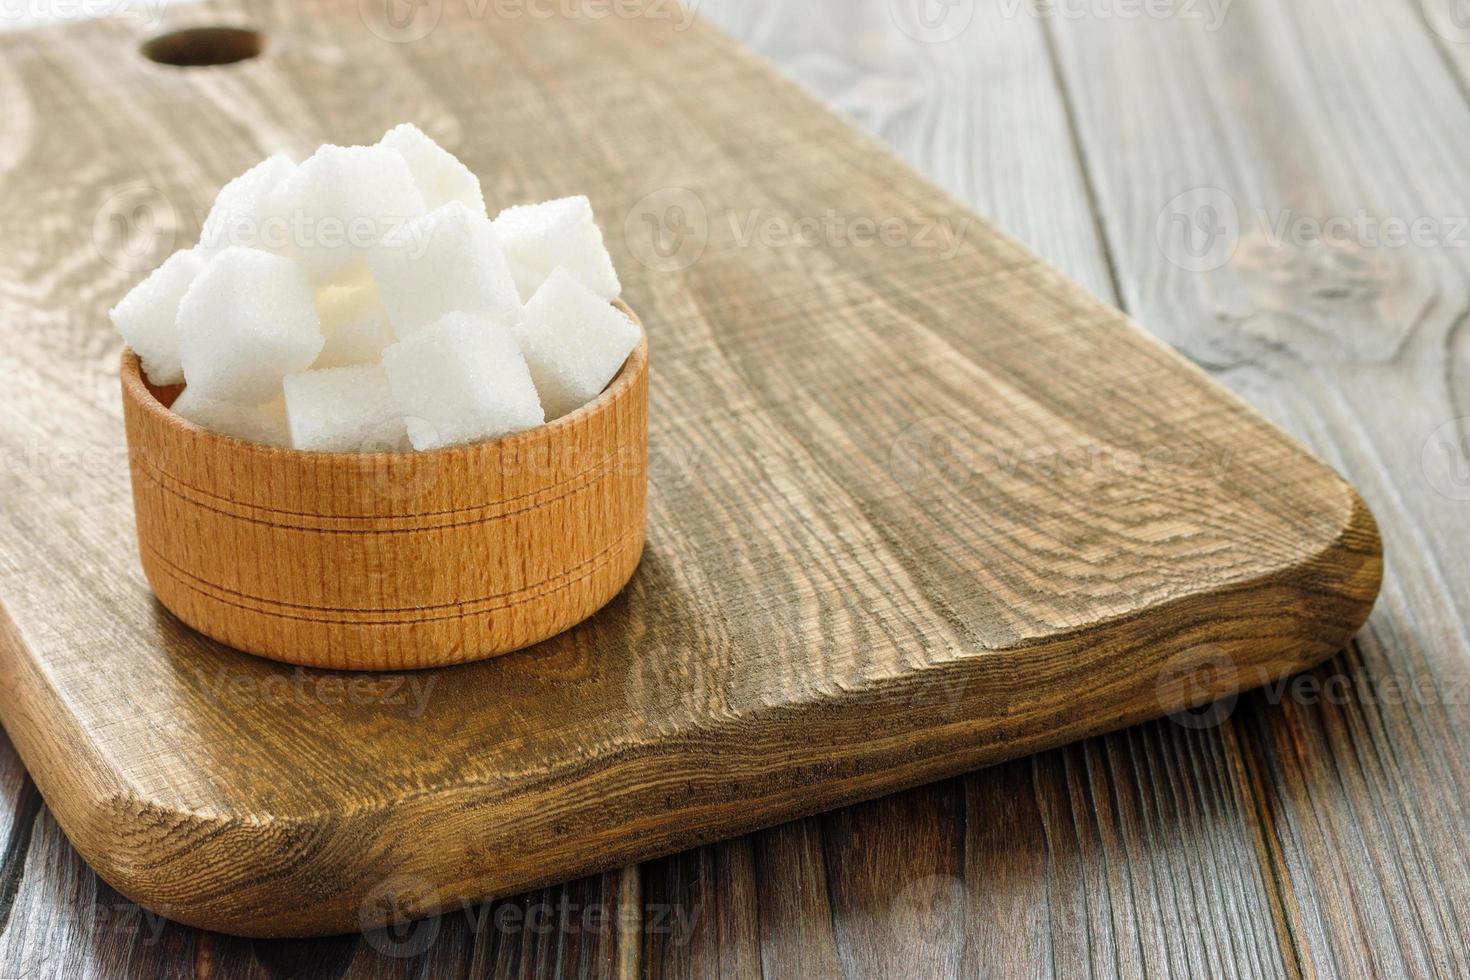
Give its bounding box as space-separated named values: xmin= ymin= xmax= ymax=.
xmin=0 ymin=0 xmax=1381 ymax=938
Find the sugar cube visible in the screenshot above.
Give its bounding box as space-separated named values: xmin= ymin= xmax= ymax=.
xmin=267 ymin=144 xmax=426 ymax=283
xmin=176 ymin=247 xmax=324 ymax=403
xmin=379 ymin=123 xmax=486 ymax=216
xmin=172 ymin=388 xmax=289 ymax=446
xmin=367 ymin=201 xmax=522 ymax=339
xmin=313 ymin=276 xmax=394 ymax=368
xmin=109 ymin=248 xmax=205 ymax=385
xmin=515 ymin=268 xmax=640 ymax=419
xmin=198 ymin=153 xmax=296 ymax=256
xmin=283 ymin=363 xmax=406 ymax=452
xmin=382 ymin=312 xmax=544 ymax=451
xmin=113 ymin=130 xmax=637 ymax=451
xmin=493 ymin=195 xmax=620 ymax=302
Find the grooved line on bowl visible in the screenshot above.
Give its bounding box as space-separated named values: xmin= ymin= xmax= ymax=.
xmin=134 ymin=449 xmax=630 ymax=533
xmin=142 ymin=526 xmax=642 ymax=624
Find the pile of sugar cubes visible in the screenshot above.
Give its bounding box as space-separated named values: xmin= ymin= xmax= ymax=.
xmin=110 ymin=124 xmax=640 ymax=452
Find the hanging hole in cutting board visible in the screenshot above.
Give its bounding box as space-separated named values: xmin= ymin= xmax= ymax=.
xmin=141 ymin=27 xmax=264 ymax=67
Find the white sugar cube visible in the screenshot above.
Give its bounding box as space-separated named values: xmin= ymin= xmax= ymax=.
xmin=515 ymin=268 xmax=640 ymax=419
xmin=382 ymin=312 xmax=543 ymax=451
xmin=114 ymin=132 xmax=636 ymax=457
xmin=199 ymin=153 xmax=296 ymax=256
xmin=367 ymin=201 xmax=522 ymax=339
xmin=267 ymin=144 xmax=426 ymax=283
xmin=379 ymin=123 xmax=486 ymax=216
xmin=176 ymin=247 xmax=324 ymax=403
xmin=171 ymin=388 xmax=289 ymax=446
xmin=313 ymin=276 xmax=394 ymax=368
xmin=493 ymin=195 xmax=620 ymax=302
xmin=284 ymin=363 xmax=406 ymax=452
xmin=109 ymin=248 xmax=205 ymax=385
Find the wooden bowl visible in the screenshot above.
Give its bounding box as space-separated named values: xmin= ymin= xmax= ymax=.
xmin=120 ymin=304 xmax=648 ymax=671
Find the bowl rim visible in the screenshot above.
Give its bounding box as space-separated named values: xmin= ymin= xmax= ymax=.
xmin=121 ymin=298 xmax=648 ymax=462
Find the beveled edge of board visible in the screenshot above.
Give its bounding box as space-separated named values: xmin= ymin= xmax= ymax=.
xmin=0 ymin=480 xmax=1381 ymax=937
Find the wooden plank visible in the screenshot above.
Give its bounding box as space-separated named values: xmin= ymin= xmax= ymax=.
xmin=698 ymin=4 xmax=1470 ymax=977
xmin=0 ymin=729 xmax=642 ymax=980
xmin=0 ymin=1 xmax=1411 ymax=975
xmin=668 ymin=4 xmax=1308 ymax=978
xmin=681 ymin=0 xmax=1117 ymax=302
xmin=641 ymin=840 xmax=761 ymax=979
xmin=0 ymin=732 xmax=199 ymax=980
xmin=0 ymin=0 xmax=1380 ymax=940
xmin=1042 ymin=0 xmax=1470 ymax=974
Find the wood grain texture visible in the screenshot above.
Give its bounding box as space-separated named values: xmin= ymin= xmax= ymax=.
xmin=1040 ymin=0 xmax=1470 ymax=974
xmin=0 ymin=0 xmax=1380 ymax=940
xmin=121 ymin=307 xmax=647 ymax=671
xmin=675 ymin=7 xmax=1318 ymax=977
xmin=656 ymin=1 xmax=1470 ymax=977
xmin=685 ymin=2 xmax=1470 ymax=979
xmin=0 ymin=0 xmax=1425 ymax=974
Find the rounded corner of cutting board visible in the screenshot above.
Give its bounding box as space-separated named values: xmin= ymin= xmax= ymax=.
xmin=1325 ymin=477 xmax=1384 ymax=612
xmin=1267 ymin=464 xmax=1384 ymax=656
xmin=51 ymin=783 xmax=380 ymax=938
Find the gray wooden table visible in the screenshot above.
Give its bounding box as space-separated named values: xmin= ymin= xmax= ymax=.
xmin=3 ymin=0 xmax=1469 ymax=976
